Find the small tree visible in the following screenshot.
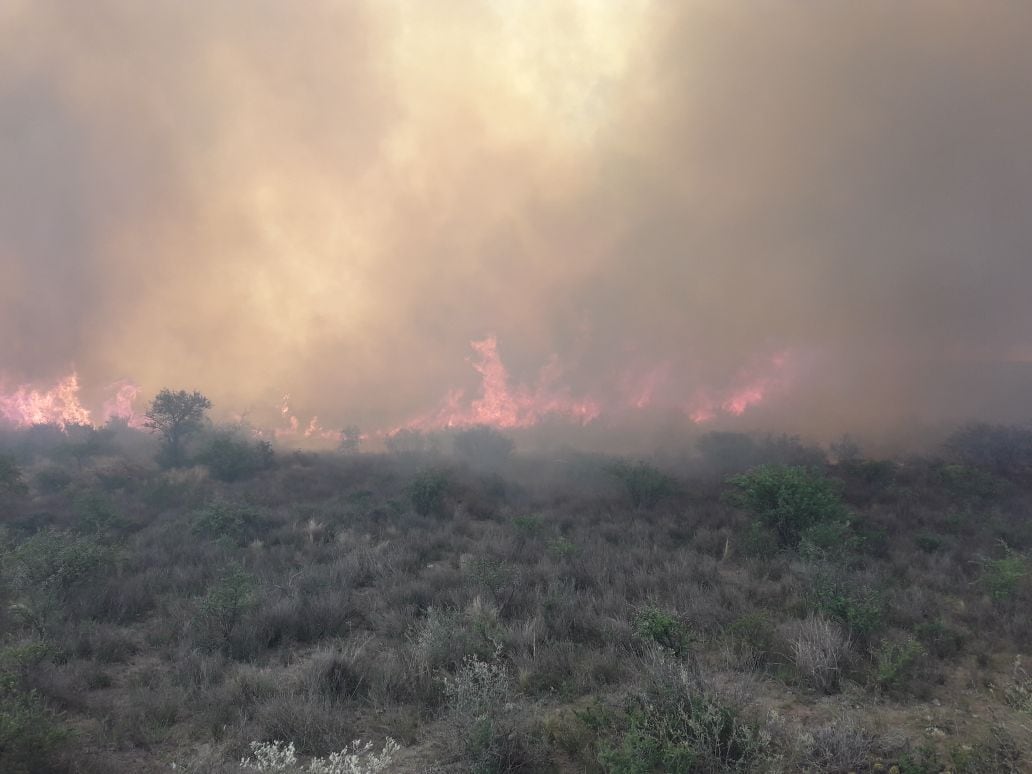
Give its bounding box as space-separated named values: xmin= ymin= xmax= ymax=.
xmin=728 ymin=465 xmax=848 ymax=549
xmin=144 ymin=389 xmax=212 ymax=468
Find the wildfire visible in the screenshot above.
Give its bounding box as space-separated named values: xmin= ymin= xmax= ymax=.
xmin=271 ymin=394 xmax=340 ymax=441
xmin=0 ymin=341 xmax=793 ymax=441
xmin=400 ymin=337 xmax=794 ymax=433
xmin=403 ymin=336 xmax=602 ymax=431
xmin=0 ymin=372 xmax=143 ymax=429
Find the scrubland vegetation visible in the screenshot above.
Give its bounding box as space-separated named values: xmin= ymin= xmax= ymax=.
xmin=1 ymin=414 xmax=1031 ymax=772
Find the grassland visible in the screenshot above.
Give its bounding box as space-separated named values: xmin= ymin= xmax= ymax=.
xmin=1 ymin=424 xmax=1030 ymax=772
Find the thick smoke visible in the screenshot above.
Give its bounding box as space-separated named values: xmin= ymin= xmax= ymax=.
xmin=2 ymin=1 xmax=1031 ymax=440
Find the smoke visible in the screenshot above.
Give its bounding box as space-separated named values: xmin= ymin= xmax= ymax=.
xmin=2 ymin=1 xmax=1031 ymax=440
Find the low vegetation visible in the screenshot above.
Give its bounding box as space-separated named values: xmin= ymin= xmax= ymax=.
xmin=0 ymin=418 xmax=1031 ymax=772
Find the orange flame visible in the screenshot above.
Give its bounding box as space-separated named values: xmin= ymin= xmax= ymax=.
xmin=404 ymin=336 xmax=601 ymax=430
xmin=0 ymin=372 xmax=145 ymax=430
xmin=0 ymin=372 xmax=93 ymax=428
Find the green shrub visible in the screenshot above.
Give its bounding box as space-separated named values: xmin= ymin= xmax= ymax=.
xmin=728 ymin=465 xmax=848 ymax=548
xmin=799 ymin=519 xmax=860 ymax=561
xmin=634 ymin=607 xmax=692 ymax=658
xmin=594 ymin=654 xmax=771 ymax=773
xmin=0 ymin=681 xmax=69 ymax=774
xmin=408 ymin=469 xmax=450 ymax=516
xmin=914 ymin=531 xmax=946 ymax=554
xmin=609 ymin=461 xmax=676 ymax=509
xmin=809 ymin=570 xmax=885 ymax=641
xmin=197 ymin=566 xmax=256 ymax=648
xmin=875 ymin=637 xmax=927 ymax=693
xmin=192 ymin=502 xmax=266 ymax=544
xmin=978 ymin=549 xmax=1027 ymax=602
xmin=937 ymin=464 xmax=1005 ymax=504
xmin=197 ymin=431 xmax=274 ymax=482
xmin=8 ymin=530 xmax=111 ymax=597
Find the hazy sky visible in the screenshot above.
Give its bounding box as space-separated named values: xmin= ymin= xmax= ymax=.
xmin=2 ymin=1 xmax=1031 ymax=438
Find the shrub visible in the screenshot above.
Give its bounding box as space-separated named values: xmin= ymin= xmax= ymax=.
xmin=915 ymin=620 xmax=964 ymax=659
xmin=0 ymin=455 xmax=28 ymax=499
xmin=725 ymin=613 xmax=778 ymax=668
xmin=977 ymin=548 xmax=1027 ymax=602
xmin=8 ymin=530 xmax=111 ymax=597
xmin=875 ymin=636 xmax=927 ymax=694
xmin=240 ymin=738 xmax=401 ymax=773
xmin=596 ymin=651 xmax=771 ymax=773
xmin=609 ymin=461 xmax=676 ymax=509
xmin=197 ymin=430 xmax=274 ymax=482
xmin=789 ymin=615 xmax=851 ymax=694
xmin=192 ymin=502 xmax=267 ymax=544
xmin=633 ymin=606 xmax=692 ymax=658
xmin=801 ymin=717 xmax=877 ymax=773
xmin=809 ymin=569 xmax=885 ymax=641
xmin=442 ymin=651 xmax=544 ymax=772
xmin=728 ymin=465 xmax=848 ymax=548
xmin=937 ymin=464 xmax=1005 ymax=504
xmin=197 ymin=566 xmax=256 ymax=648
xmin=408 ymin=469 xmax=450 ymax=516
xmin=0 ymin=680 xmax=69 ymax=774
xmin=799 ymin=519 xmax=860 ymax=561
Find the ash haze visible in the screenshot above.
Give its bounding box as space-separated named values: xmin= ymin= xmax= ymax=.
xmin=2 ymin=1 xmax=1032 ymax=444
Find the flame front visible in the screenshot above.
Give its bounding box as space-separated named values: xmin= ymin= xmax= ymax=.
xmin=402 ymin=336 xmax=602 ymax=431
xmin=399 ymin=337 xmax=793 ymax=433
xmin=0 ymin=373 xmax=143 ymax=430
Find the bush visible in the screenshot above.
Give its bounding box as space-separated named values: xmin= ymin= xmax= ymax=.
xmin=192 ymin=502 xmax=267 ymax=544
xmin=809 ymin=570 xmax=885 ymax=641
xmin=0 ymin=455 xmax=28 ymax=499
xmin=609 ymin=461 xmax=676 ymax=509
xmin=8 ymin=530 xmax=111 ymax=597
xmin=977 ymin=549 xmax=1027 ymax=602
xmin=408 ymin=469 xmax=450 ymax=517
xmin=799 ymin=519 xmax=860 ymax=561
xmin=728 ymin=465 xmax=848 ymax=549
xmin=633 ymin=606 xmax=692 ymax=658
xmin=595 ymin=651 xmax=771 ymax=773
xmin=789 ymin=615 xmax=851 ymax=694
xmin=239 ymin=738 xmax=401 ymax=773
xmin=875 ymin=636 xmax=927 ymax=694
xmin=197 ymin=430 xmax=274 ymax=482
xmin=197 ymin=566 xmax=256 ymax=649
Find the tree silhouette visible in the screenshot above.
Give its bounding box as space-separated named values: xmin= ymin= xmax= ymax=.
xmin=144 ymin=389 xmax=212 ymax=467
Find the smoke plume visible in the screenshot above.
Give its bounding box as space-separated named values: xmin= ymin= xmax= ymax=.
xmin=2 ymin=1 xmax=1031 ymax=442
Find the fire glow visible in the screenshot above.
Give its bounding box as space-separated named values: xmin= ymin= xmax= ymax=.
xmin=0 ymin=339 xmax=793 ymax=439
xmin=0 ymin=373 xmax=144 ymax=429
xmin=398 ymin=337 xmax=793 ymax=433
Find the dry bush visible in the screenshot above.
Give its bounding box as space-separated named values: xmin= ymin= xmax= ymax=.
xmin=788 ymin=614 xmax=851 ymax=693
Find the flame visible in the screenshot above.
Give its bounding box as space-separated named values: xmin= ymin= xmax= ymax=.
xmin=0 ymin=372 xmax=93 ymax=428
xmin=100 ymin=379 xmax=146 ymax=427
xmin=403 ymin=337 xmax=793 ymax=432
xmin=0 ymin=372 xmax=145 ymax=430
xmin=683 ymin=352 xmax=792 ymax=423
xmin=269 ymin=394 xmax=340 ymax=441
xmin=404 ymin=335 xmax=601 ymax=430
